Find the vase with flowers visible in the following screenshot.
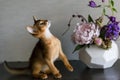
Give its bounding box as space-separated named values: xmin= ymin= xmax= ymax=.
xmin=63 ymin=0 xmax=120 ymax=68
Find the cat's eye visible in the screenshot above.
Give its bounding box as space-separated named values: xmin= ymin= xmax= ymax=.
xmin=39 ymin=22 xmax=46 ymax=25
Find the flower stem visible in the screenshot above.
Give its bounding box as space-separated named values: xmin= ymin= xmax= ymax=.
xmin=62 ymin=14 xmax=87 ymax=36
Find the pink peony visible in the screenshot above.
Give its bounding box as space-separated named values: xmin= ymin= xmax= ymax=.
xmin=94 ymin=37 xmax=102 ymax=46
xmin=72 ymin=23 xmax=100 ymax=45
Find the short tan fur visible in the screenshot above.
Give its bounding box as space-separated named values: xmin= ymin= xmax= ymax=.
xmin=4 ymin=16 xmax=73 ymax=79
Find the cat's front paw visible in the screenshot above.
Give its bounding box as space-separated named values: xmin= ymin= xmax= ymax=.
xmin=67 ymin=65 xmax=74 ymax=72
xmin=54 ymin=73 xmax=62 ymax=79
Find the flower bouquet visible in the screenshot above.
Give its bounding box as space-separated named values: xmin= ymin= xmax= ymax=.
xmin=63 ymin=0 xmax=120 ymax=68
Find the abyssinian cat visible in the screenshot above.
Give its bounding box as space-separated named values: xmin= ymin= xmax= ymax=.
xmin=4 ymin=16 xmax=73 ymax=79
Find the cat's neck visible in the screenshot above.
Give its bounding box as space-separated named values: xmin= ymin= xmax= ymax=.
xmin=44 ymin=28 xmax=52 ymax=39
xmin=39 ymin=28 xmax=53 ymax=41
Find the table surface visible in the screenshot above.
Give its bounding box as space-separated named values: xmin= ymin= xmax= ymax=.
xmin=0 ymin=60 xmax=120 ymax=80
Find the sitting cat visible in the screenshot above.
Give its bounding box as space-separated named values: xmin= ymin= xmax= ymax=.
xmin=4 ymin=16 xmax=73 ymax=79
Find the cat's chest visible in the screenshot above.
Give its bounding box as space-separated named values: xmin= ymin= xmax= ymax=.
xmin=36 ymin=39 xmax=60 ymax=61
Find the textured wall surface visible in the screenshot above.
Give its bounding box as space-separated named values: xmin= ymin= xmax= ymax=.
xmin=0 ymin=0 xmax=120 ymax=62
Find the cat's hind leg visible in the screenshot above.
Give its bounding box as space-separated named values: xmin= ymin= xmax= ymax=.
xmin=43 ymin=66 xmax=52 ymax=74
xmin=32 ymin=62 xmax=48 ymax=79
xmin=45 ymin=59 xmax=62 ymax=78
xmin=42 ymin=65 xmax=51 ymax=74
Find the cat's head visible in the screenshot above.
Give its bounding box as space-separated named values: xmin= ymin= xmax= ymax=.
xmin=26 ymin=16 xmax=51 ymax=38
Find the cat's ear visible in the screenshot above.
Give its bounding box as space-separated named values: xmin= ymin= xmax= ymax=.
xmin=33 ymin=16 xmax=37 ymax=23
xmin=26 ymin=26 xmax=35 ymax=34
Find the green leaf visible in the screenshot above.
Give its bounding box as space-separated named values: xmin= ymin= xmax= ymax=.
xmin=103 ymin=8 xmax=106 ymax=15
xmin=112 ymin=8 xmax=117 ymax=12
xmin=110 ymin=0 xmax=114 ymax=7
xmin=88 ymin=14 xmax=94 ymax=23
xmin=72 ymin=45 xmax=85 ymax=53
xmin=87 ymin=44 xmax=90 ymax=48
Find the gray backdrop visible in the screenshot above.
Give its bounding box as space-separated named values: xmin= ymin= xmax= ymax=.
xmin=0 ymin=0 xmax=120 ymax=62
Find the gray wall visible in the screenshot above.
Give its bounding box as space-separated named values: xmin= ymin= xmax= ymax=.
xmin=0 ymin=0 xmax=120 ymax=62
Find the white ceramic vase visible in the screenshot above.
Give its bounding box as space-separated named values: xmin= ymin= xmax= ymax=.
xmin=79 ymin=41 xmax=119 ymax=69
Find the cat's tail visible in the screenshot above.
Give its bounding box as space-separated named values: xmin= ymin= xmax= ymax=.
xmin=4 ymin=61 xmax=31 ymax=75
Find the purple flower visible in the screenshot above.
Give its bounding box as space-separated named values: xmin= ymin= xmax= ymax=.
xmin=104 ymin=22 xmax=120 ymax=40
xmin=72 ymin=23 xmax=100 ymax=45
xmin=88 ymin=1 xmax=97 ymax=8
xmin=88 ymin=0 xmax=101 ymax=8
xmin=109 ymin=16 xmax=116 ymax=22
